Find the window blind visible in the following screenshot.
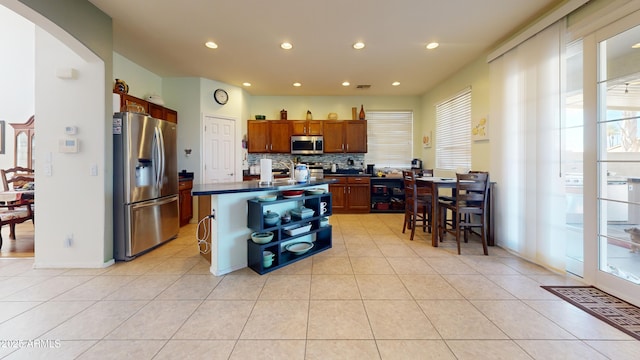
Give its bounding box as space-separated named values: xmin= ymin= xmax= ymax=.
xmin=364 ymin=111 xmax=413 ymax=167
xmin=436 ymin=88 xmax=472 ymax=170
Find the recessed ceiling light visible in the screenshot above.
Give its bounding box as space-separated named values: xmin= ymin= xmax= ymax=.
xmin=281 ymin=42 xmax=293 ymax=50
xmin=242 ymin=82 xmax=252 ymax=87
xmin=353 ymin=42 xmax=365 ymax=50
xmin=632 ymin=43 xmax=640 ymax=49
xmin=392 ymin=82 xmax=401 ymax=86
xmin=426 ymin=42 xmax=439 ymax=50
xmin=205 ymin=41 xmax=218 ymax=49
xmin=342 ymin=81 xmax=350 ymax=86
xmin=293 ymin=82 xmax=302 ymax=87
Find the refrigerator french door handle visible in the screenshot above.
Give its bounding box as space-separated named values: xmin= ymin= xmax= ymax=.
xmin=157 ymin=126 xmax=166 ymax=189
xmin=153 ymin=127 xmax=162 ymax=191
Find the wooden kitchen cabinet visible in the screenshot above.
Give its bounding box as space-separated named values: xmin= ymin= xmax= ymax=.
xmin=290 ymin=120 xmax=323 ymax=135
xmin=326 ymin=176 xmax=370 ymax=213
xmin=323 ymin=120 xmax=367 ymax=153
xmin=270 ymin=121 xmax=291 ymax=152
xmin=345 ymin=121 xmax=367 ymax=153
xmin=323 ymin=122 xmax=345 ymax=152
xmin=247 ymin=120 xmax=291 ymax=153
xmin=327 ymin=177 xmax=347 ymax=211
xmin=114 ymin=91 xmax=178 ymax=123
xmin=179 ymin=179 xmax=193 ymax=226
xmin=149 ymin=103 xmax=178 ymax=123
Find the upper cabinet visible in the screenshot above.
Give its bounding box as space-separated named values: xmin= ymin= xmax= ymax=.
xmin=323 ymin=120 xmax=367 ymax=153
xmin=11 ymin=115 xmax=35 ymax=169
xmin=115 ymin=92 xmax=177 ymax=123
xmin=247 ymin=119 xmax=366 ymax=154
xmin=290 ymin=120 xmax=323 ymax=135
xmin=247 ymin=120 xmax=291 ymax=153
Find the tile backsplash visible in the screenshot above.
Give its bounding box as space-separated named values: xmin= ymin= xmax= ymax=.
xmin=248 ymin=153 xmax=366 ymax=171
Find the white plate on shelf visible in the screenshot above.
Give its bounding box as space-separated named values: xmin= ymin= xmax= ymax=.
xmin=284 ymin=223 xmax=312 ymax=236
xmin=286 ymin=241 xmax=314 ymax=255
xmin=306 ymin=188 xmax=325 ymax=195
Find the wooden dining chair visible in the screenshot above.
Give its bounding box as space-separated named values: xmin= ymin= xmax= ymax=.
xmin=0 ymin=200 xmax=34 ymax=249
xmin=438 ymin=171 xmax=489 ymax=255
xmin=1 ymin=167 xmax=34 ymax=191
xmin=402 ymin=170 xmax=432 ymax=240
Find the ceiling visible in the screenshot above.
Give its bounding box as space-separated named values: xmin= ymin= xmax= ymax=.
xmin=89 ymin=0 xmax=564 ymax=96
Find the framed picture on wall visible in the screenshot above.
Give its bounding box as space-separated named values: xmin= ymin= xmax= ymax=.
xmin=422 ymin=131 xmax=432 ymax=148
xmin=472 ymin=116 xmax=489 ymax=141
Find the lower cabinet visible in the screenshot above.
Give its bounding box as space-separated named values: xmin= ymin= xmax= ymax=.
xmin=247 ymin=191 xmax=332 ymax=275
xmin=326 ymin=176 xmax=371 ymax=213
xmin=179 ymin=180 xmax=193 ymax=226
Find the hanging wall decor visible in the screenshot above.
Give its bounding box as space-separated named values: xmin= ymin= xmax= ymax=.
xmin=422 ymin=130 xmax=432 ymax=148
xmin=472 ymin=116 xmax=489 ymax=141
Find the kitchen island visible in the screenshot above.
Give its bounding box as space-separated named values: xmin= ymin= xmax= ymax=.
xmin=192 ymin=179 xmax=336 ymax=275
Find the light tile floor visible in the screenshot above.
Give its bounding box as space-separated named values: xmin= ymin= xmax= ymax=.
xmin=0 ymin=214 xmax=638 ymax=359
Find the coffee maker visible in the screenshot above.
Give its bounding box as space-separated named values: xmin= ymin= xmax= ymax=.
xmin=411 ymin=158 xmax=423 ymax=170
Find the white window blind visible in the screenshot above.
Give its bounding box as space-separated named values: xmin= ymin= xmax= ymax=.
xmin=365 ymin=111 xmax=413 ymax=167
xmin=435 ymin=88 xmax=472 ymax=170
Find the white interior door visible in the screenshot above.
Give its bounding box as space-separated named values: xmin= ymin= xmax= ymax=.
xmin=203 ymin=115 xmax=236 ymax=183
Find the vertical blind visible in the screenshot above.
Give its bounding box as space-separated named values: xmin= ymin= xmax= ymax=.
xmin=435 ymin=88 xmax=472 ymax=170
xmin=489 ymin=20 xmax=566 ymax=271
xmin=365 ymin=111 xmax=413 ymax=167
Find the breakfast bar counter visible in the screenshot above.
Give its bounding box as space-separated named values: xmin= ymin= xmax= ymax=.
xmin=192 ymin=179 xmax=336 ymax=275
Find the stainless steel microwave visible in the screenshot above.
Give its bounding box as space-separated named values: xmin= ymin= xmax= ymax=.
xmin=291 ymin=135 xmax=323 ymax=155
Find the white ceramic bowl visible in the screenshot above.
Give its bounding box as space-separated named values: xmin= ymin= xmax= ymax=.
xmin=251 ymin=231 xmax=274 ymax=244
xmin=257 ymin=194 xmax=277 ymax=202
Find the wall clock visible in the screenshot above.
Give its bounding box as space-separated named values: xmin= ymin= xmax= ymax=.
xmin=213 ymin=88 xmax=228 ymax=105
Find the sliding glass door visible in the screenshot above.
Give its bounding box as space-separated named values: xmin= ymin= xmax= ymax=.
xmin=596 ymin=20 xmax=640 ymax=300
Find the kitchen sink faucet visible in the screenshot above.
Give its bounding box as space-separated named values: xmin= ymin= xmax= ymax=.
xmin=275 ymin=160 xmax=296 ymax=181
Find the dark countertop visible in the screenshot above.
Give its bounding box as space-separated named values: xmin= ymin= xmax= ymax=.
xmin=370 ymin=176 xmax=404 ymax=181
xmin=324 ymin=172 xmax=372 ymax=177
xmin=192 ymin=178 xmax=337 ymax=196
xmin=179 ymin=171 xmax=194 ymax=181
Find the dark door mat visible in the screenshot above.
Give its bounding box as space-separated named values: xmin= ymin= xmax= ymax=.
xmin=541 ymin=285 xmax=640 ymax=340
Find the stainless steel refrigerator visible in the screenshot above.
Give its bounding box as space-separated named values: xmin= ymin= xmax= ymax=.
xmin=113 ymin=112 xmax=179 ymax=260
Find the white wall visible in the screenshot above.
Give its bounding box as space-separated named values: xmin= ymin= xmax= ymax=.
xmin=0 ymin=5 xmax=34 ymax=170
xmin=113 ymin=52 xmax=162 ymax=99
xmin=33 ymin=27 xmax=108 ymax=267
xmin=3 ymin=0 xmax=113 ymax=267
